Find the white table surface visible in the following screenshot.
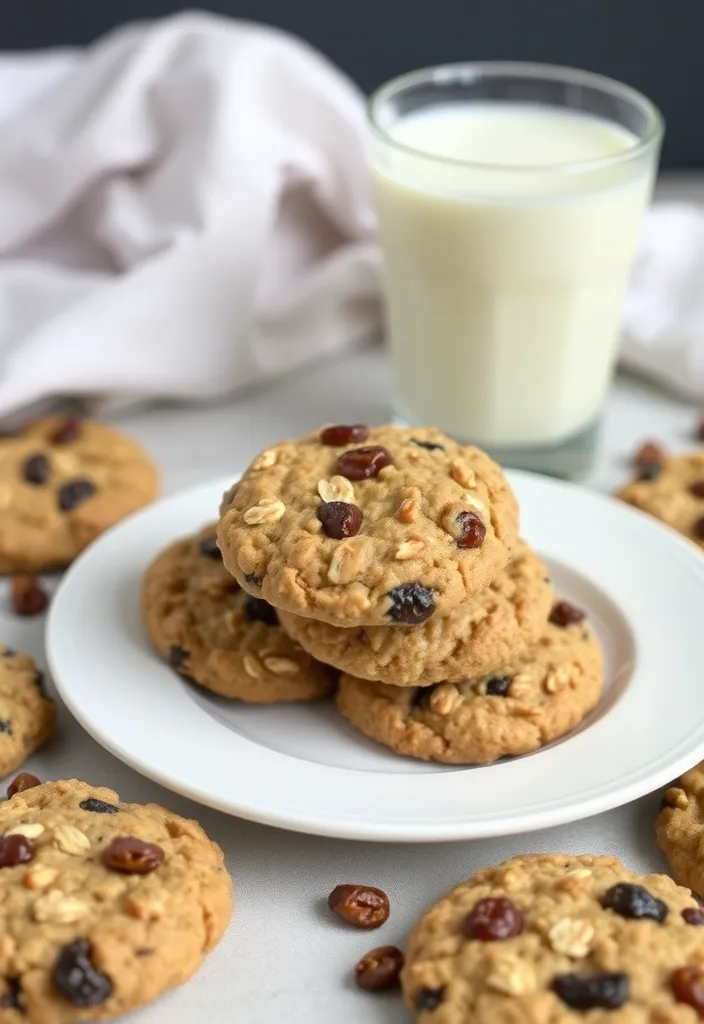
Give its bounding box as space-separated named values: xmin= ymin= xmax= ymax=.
xmin=4 ymin=175 xmax=703 ymax=1023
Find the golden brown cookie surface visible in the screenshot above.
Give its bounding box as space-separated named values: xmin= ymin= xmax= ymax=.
xmin=279 ymin=541 xmax=553 ymax=685
xmin=616 ymin=451 xmax=704 ymax=544
xmin=403 ymin=853 xmax=704 ymax=1022
xmin=217 ymin=424 xmax=519 ymax=627
xmin=0 ymin=416 xmax=159 ymax=572
xmin=336 ymin=616 xmax=602 ymax=764
xmin=142 ymin=524 xmax=335 ymax=702
xmin=0 ymin=646 xmax=54 ymax=777
xmin=0 ymin=778 xmax=232 ymax=1022
xmin=657 ymin=762 xmax=704 ymax=898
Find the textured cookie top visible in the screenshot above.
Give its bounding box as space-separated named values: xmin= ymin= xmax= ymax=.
xmin=0 ymin=416 xmax=159 ymax=572
xmin=403 ymin=853 xmax=704 ymax=1023
xmin=657 ymin=762 xmax=704 ymax=899
xmin=279 ymin=541 xmax=553 ymax=685
xmin=0 ymin=779 xmax=231 ymax=1022
xmin=217 ymin=424 xmax=519 ymax=627
xmin=0 ymin=646 xmax=55 ymax=777
xmin=616 ymin=451 xmax=704 ymax=545
xmin=141 ymin=524 xmax=334 ymax=702
xmin=336 ymin=613 xmax=602 ymax=764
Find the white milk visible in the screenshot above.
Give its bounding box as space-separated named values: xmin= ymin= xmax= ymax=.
xmin=371 ymin=103 xmax=654 ymax=447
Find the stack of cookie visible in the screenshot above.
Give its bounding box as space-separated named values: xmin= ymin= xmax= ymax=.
xmin=207 ymin=422 xmax=604 ymax=764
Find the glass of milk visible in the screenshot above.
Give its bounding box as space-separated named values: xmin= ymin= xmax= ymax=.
xmin=368 ymin=63 xmax=663 ymax=478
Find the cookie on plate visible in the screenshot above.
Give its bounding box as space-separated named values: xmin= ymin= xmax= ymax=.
xmin=279 ymin=541 xmax=553 ymax=685
xmin=402 ymin=853 xmax=704 ymax=1021
xmin=336 ymin=608 xmax=602 ymax=764
xmin=0 ymin=416 xmax=159 ymax=572
xmin=217 ymin=424 xmax=519 ymax=627
xmin=657 ymin=763 xmax=704 ymax=897
xmin=0 ymin=646 xmax=55 ymax=776
xmin=142 ymin=524 xmax=335 ymax=702
xmin=616 ymin=450 xmax=704 ymax=545
xmin=0 ymin=778 xmax=232 ymax=1020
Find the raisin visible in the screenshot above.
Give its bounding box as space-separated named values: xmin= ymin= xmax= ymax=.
xmin=485 ymin=677 xmax=512 ymax=697
xmin=355 ymin=946 xmax=404 ymax=992
xmin=601 ymin=883 xmax=668 ymax=922
xmin=320 ymin=424 xmax=370 ymax=446
xmin=463 ymin=897 xmax=523 ymax=940
xmin=672 ymin=964 xmax=704 ymax=1012
xmin=328 ymin=884 xmax=390 ymax=929
xmin=199 ymin=537 xmax=221 ymax=559
xmin=0 ymin=720 xmax=13 ymax=735
xmin=0 ymin=835 xmax=33 ymax=868
xmin=244 ymin=596 xmax=279 ymax=627
xmin=415 ymin=987 xmax=445 ymax=1011
xmin=22 ymin=453 xmax=50 ymax=485
xmin=49 ymin=417 xmax=82 ymax=444
xmin=7 ymin=772 xmax=40 ymax=798
xmin=52 ymin=939 xmax=112 ymax=1007
xmin=169 ymin=646 xmax=189 ymax=670
xmin=317 ymin=501 xmax=363 ymax=539
xmin=637 ymin=462 xmax=662 ymax=481
xmin=0 ymin=979 xmax=21 ymax=1009
xmin=79 ymin=798 xmax=119 ymax=814
xmin=102 ymin=836 xmax=165 ymax=874
xmin=336 ymin=446 xmax=392 ymax=481
xmin=58 ymin=478 xmax=96 ymax=511
xmin=244 ymin=573 xmax=262 ymax=587
xmin=683 ymin=907 xmax=704 ymax=926
xmin=690 ymin=481 xmax=704 ymax=498
xmin=633 ymin=441 xmax=665 ymax=467
xmin=549 ymin=601 xmax=586 ymax=628
xmin=1 ymin=649 xmax=14 ymax=657
xmin=454 ymin=510 xmax=486 ymax=549
xmin=33 ymin=670 xmax=46 ymax=693
xmin=553 ymin=972 xmax=629 ymax=1010
xmin=693 ymin=516 xmax=704 ymax=540
xmin=386 ymin=583 xmax=435 ymax=624
xmin=11 ymin=574 xmax=49 ymax=616
xmin=411 ymin=438 xmax=445 ymax=451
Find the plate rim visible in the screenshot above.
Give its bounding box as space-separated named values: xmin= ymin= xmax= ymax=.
xmin=47 ymin=469 xmax=704 ymax=843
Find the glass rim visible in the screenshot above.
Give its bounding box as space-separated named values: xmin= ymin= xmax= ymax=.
xmin=367 ymin=61 xmax=664 ymax=174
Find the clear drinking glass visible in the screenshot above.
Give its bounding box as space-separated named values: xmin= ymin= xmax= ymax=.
xmin=367 ymin=63 xmax=663 ymax=478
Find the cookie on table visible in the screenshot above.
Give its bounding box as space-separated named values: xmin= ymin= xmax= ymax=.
xmin=279 ymin=541 xmax=552 ymax=685
xmin=616 ymin=450 xmax=704 ymax=545
xmin=402 ymin=853 xmax=704 ymax=1021
xmin=217 ymin=424 xmax=519 ymax=628
xmin=0 ymin=415 xmax=159 ymax=572
xmin=142 ymin=523 xmax=335 ymax=702
xmin=657 ymin=763 xmax=704 ymax=897
xmin=0 ymin=778 xmax=232 ymax=1020
xmin=336 ymin=605 xmax=602 ymax=764
xmin=0 ymin=646 xmax=54 ymax=776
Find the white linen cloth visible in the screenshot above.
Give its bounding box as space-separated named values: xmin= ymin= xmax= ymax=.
xmin=621 ymin=203 xmax=704 ymax=400
xmin=0 ymin=12 xmax=702 ymax=417
xmin=0 ymin=12 xmax=380 ymax=419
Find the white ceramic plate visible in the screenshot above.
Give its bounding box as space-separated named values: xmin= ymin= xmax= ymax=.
xmin=47 ymin=471 xmax=704 ymax=842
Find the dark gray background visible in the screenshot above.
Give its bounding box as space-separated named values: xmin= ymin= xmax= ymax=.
xmin=3 ymin=0 xmax=699 ymax=168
